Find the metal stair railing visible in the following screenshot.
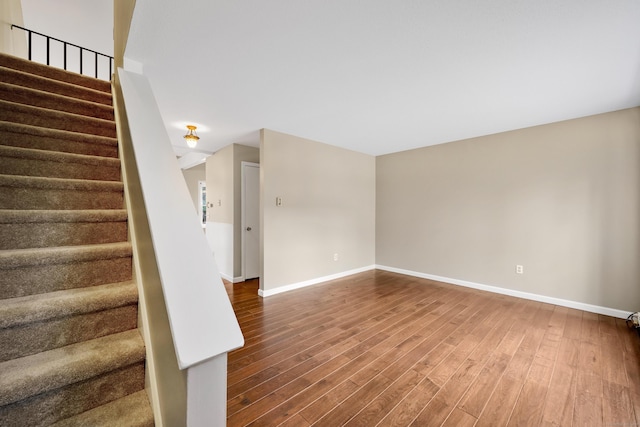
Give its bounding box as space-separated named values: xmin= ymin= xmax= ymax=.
xmin=11 ymin=24 xmax=114 ymax=81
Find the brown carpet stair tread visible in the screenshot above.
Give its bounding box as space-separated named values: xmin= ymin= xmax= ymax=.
xmin=0 ymin=52 xmax=151 ymax=424
xmin=0 ymin=145 xmax=120 ymax=168
xmin=0 ymin=329 xmax=145 ymax=407
xmin=0 ymin=174 xmax=123 ymax=191
xmin=0 ymin=100 xmax=116 ymax=138
xmin=0 ymin=121 xmax=117 ymax=150
xmin=0 ymin=66 xmax=112 ymax=106
xmin=0 ymin=209 xmax=127 ymax=224
xmin=0 ymin=209 xmax=128 ymax=250
xmin=51 ymin=390 xmax=153 ymax=427
xmin=0 ymin=364 xmax=145 ymax=427
xmin=0 ymin=53 xmax=111 ymax=93
xmin=0 ymin=281 xmax=137 ymax=329
xmin=0 ymin=242 xmax=132 ymax=269
xmin=0 ymin=145 xmax=121 ymax=181
xmin=0 ymin=82 xmax=114 ymax=120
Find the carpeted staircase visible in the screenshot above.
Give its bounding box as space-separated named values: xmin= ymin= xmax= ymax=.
xmin=0 ymin=53 xmax=153 ymax=426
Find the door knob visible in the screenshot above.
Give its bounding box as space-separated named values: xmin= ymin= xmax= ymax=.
xmin=246 ymin=227 xmax=252 ymax=231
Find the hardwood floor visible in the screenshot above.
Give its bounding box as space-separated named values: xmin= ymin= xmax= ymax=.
xmin=224 ymin=270 xmax=640 ymax=426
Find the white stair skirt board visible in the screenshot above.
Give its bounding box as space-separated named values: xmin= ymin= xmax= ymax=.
xmin=258 ymin=265 xmax=376 ymax=297
xmin=376 ymin=265 xmax=631 ymax=320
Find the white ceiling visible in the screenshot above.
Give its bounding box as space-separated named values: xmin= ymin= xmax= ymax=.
xmin=127 ymin=1 xmax=640 ymax=157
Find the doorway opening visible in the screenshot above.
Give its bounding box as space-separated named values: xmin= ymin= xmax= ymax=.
xmin=241 ymin=162 xmax=260 ymax=280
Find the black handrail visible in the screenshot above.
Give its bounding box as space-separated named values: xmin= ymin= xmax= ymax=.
xmin=11 ymin=24 xmax=114 ymax=81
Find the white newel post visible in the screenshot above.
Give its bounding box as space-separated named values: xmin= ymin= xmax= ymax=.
xmin=187 ymin=353 xmax=228 ymax=427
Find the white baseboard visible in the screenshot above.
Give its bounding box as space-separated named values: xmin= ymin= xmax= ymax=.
xmin=220 ymin=273 xmax=244 ymax=284
xmin=375 ymin=265 xmax=632 ymax=319
xmin=258 ymin=265 xmax=376 ymax=298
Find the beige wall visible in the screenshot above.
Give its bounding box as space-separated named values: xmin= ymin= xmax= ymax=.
xmin=376 ymin=107 xmax=640 ymax=312
xmin=261 ymin=129 xmax=376 ymax=291
xmin=206 ymin=145 xmax=234 ymax=224
xmin=181 ymin=163 xmax=205 ymax=218
xmin=205 ymin=144 xmax=259 ymax=279
xmin=205 ymin=145 xmax=234 ymax=278
xmin=0 ymin=0 xmax=26 ymax=57
xmin=114 ymin=0 xmax=135 ymax=69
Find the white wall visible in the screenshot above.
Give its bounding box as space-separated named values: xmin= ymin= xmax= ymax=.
xmin=21 ymin=0 xmax=113 ymax=54
xmin=20 ymin=0 xmax=113 ymax=78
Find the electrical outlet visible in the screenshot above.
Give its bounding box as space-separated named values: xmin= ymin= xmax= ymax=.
xmin=516 ymin=265 xmax=524 ymax=274
xmin=276 ymin=197 xmax=282 ymax=206
xmin=333 ymin=253 xmax=339 ymax=261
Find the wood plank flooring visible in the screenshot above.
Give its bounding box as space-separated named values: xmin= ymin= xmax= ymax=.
xmin=224 ymin=270 xmax=640 ymax=426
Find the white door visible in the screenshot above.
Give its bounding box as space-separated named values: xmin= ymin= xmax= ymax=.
xmin=242 ymin=162 xmax=260 ymax=280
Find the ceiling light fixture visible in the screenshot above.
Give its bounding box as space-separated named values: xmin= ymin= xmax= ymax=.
xmin=183 ymin=125 xmax=200 ymax=148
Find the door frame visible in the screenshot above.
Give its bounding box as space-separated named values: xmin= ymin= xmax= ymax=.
xmin=241 ymin=161 xmax=260 ymax=281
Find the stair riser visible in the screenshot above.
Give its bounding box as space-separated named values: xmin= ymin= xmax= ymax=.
xmin=0 ymin=187 xmax=123 ymax=210
xmin=0 ymin=362 xmax=145 ymax=427
xmin=0 ymin=305 xmax=138 ymax=362
xmin=53 ymin=390 xmax=154 ymax=427
xmin=0 ymin=84 xmax=113 ymax=121
xmin=0 ymin=54 xmax=112 ymax=93
xmin=0 ymin=222 xmax=128 ymax=249
xmin=0 ymin=104 xmax=116 ymax=138
xmin=0 ymin=156 xmax=121 ymax=181
xmin=0 ymin=128 xmax=118 ymax=158
xmin=0 ymin=257 xmax=132 ymax=299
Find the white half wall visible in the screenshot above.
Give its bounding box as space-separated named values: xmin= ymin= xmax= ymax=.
xmin=206 ymin=222 xmax=234 ymax=282
xmin=118 ymin=68 xmax=243 ymax=368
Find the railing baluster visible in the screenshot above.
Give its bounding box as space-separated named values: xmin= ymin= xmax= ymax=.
xmin=10 ymin=24 xmax=113 ymax=81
